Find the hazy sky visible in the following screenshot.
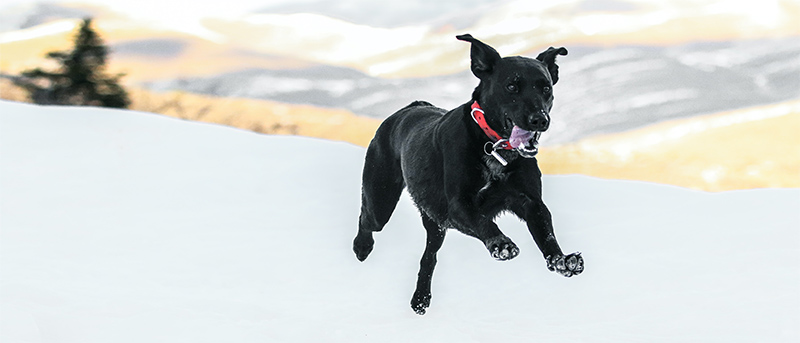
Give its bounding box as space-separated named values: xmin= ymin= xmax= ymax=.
xmin=2 ymin=0 xmax=513 ymax=22
xmin=2 ymin=0 xmax=474 ymax=17
xmin=1 ymin=0 xmax=321 ymax=37
xmin=2 ymin=0 xmax=302 ymax=19
xmin=3 ymin=0 xmax=280 ymax=11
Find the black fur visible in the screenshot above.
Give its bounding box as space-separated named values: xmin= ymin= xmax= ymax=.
xmin=353 ymin=34 xmax=582 ymax=315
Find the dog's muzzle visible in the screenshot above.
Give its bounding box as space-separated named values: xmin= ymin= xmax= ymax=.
xmin=509 ymin=126 xmax=541 ymax=158
xmin=516 ymin=131 xmax=541 ymax=158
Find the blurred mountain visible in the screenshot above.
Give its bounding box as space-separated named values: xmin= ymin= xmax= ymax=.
xmin=0 ymin=2 xmax=97 ymax=32
xmin=142 ymin=66 xmax=473 ymax=121
xmin=3 ymin=0 xmax=798 ymax=76
xmin=1 ymin=0 xmax=798 ymax=144
xmin=200 ymin=0 xmax=800 ymax=77
xmin=255 ymin=0 xmax=496 ymax=28
xmin=143 ymin=37 xmax=800 ymax=144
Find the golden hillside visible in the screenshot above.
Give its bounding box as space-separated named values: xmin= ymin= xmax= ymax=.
xmin=127 ymin=88 xmax=380 ymax=147
xmin=0 ymin=79 xmax=380 ymax=147
xmin=538 ymin=101 xmax=800 ymax=191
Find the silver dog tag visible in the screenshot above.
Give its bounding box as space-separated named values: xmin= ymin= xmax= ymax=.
xmin=490 ymin=150 xmax=508 ymax=166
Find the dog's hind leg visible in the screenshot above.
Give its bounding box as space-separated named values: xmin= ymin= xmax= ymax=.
xmin=353 ymin=139 xmax=404 ymax=262
xmin=411 ymin=213 xmax=446 ymax=315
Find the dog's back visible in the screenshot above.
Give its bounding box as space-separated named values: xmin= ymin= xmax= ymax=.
xmin=370 ymin=100 xmax=445 ymax=156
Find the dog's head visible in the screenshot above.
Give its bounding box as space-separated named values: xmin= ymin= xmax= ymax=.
xmin=457 ymin=34 xmax=567 ymax=138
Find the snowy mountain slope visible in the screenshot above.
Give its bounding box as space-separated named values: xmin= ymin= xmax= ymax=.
xmin=253 ymin=0 xmax=496 ymax=28
xmin=0 ymin=2 xmax=96 ymax=32
xmin=198 ymin=0 xmax=800 ymax=77
xmin=1 ymin=101 xmax=798 ymax=342
xmin=143 ymin=37 xmax=800 ymax=144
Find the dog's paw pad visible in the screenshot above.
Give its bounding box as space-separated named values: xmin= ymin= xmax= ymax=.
xmin=490 ymin=242 xmax=519 ymax=261
xmin=546 ymin=252 xmax=583 ymax=277
xmin=411 ymin=291 xmax=431 ymax=315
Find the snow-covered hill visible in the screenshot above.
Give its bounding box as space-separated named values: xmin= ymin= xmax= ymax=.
xmin=1 ymin=101 xmax=798 ymax=342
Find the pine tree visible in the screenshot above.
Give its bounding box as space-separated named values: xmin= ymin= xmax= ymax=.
xmin=15 ymin=18 xmax=130 ymax=108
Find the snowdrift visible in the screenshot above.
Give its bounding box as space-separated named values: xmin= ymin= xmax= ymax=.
xmin=1 ymin=100 xmax=798 ymax=342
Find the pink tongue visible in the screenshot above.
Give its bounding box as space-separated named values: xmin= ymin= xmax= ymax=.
xmin=509 ymin=126 xmax=534 ymax=148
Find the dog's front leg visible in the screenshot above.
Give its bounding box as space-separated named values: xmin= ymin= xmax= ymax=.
xmin=441 ymin=153 xmax=519 ymax=260
xmin=513 ymin=198 xmax=583 ymax=277
xmin=446 ymin=197 xmax=519 ymax=261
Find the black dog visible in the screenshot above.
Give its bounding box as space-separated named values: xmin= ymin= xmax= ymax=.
xmin=353 ymin=34 xmax=583 ymax=315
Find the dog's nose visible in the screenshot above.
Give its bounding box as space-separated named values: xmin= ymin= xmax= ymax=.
xmin=528 ymin=110 xmax=550 ymax=131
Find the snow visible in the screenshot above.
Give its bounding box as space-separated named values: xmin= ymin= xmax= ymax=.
xmin=236 ymin=12 xmax=429 ymax=64
xmin=0 ymin=19 xmax=78 ymax=44
xmin=1 ymin=100 xmax=798 ymax=342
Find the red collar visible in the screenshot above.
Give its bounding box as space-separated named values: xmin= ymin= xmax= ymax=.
xmin=470 ymin=101 xmax=512 ymax=150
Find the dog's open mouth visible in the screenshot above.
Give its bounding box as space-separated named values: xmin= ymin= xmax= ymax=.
xmin=508 ymin=126 xmax=541 ymax=158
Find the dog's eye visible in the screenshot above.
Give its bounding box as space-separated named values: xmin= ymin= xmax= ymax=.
xmin=542 ymin=86 xmax=551 ymax=94
xmin=506 ymin=84 xmax=518 ymax=93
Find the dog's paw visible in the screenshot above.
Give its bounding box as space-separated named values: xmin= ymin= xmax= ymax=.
xmin=546 ymin=252 xmax=583 ymax=277
xmin=411 ymin=291 xmax=431 ymax=315
xmin=352 ymin=232 xmax=374 ymax=262
xmin=486 ymin=236 xmax=519 ymax=261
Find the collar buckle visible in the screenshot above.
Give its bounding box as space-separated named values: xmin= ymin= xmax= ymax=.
xmin=484 ymin=139 xmax=509 ymax=166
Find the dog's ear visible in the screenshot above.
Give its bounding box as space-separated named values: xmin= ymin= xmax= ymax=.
xmin=457 ymin=34 xmax=501 ymax=78
xmin=536 ymin=47 xmax=568 ymax=84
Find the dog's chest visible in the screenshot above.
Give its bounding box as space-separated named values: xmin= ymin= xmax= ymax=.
xmin=478 ymin=155 xmax=512 ymax=194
